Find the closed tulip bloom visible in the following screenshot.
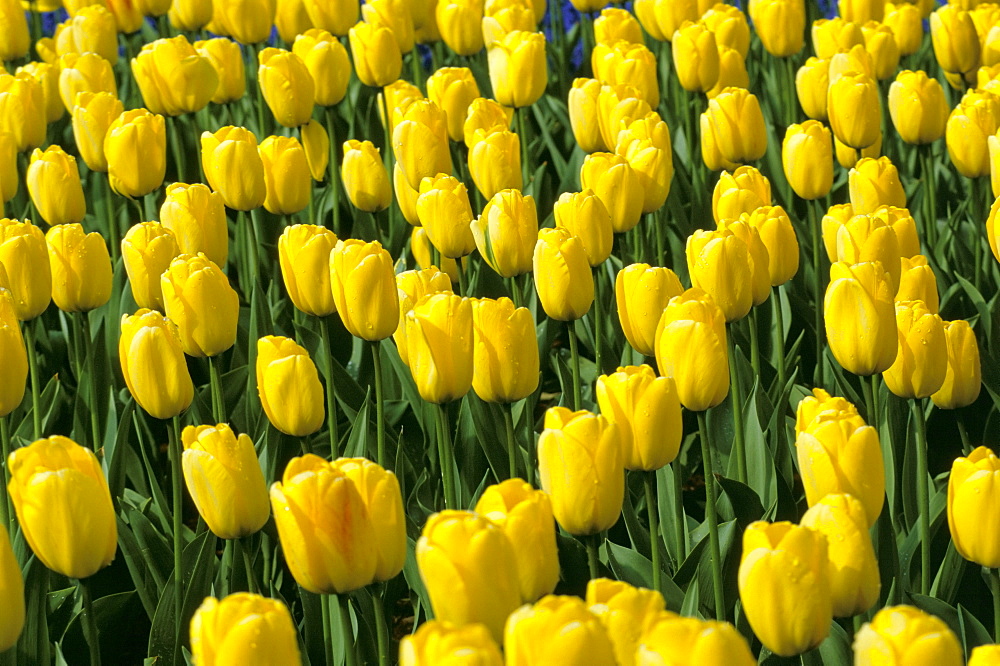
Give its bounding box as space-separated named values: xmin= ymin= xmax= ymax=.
xmin=686 ymin=228 xmax=755 ymax=322
xmin=754 ymin=0 xmax=806 ymax=56
xmin=189 ymin=593 xmax=301 ymax=666
xmin=873 ymin=205 xmax=919 ymax=258
xmin=71 ymin=91 xmax=123 ymax=173
xmin=104 ymin=0 xmax=145 ymax=32
xmin=615 ymin=113 xmax=673 ymax=214
xmin=181 ymin=424 xmax=269 ymax=539
xmin=468 ymin=128 xmax=522 ymax=200
xmin=416 ymin=174 xmax=476 ymax=258
xmin=437 ymin=0 xmax=486 ymax=55
xmin=270 ymin=454 xmax=378 ymax=593
xmin=569 ymin=78 xmax=606 ymax=153
xmin=835 ymin=214 xmax=902 ymax=293
xmin=580 ymin=152 xmax=643 ymax=233
xmin=538 ymin=407 xmax=623 ymax=535
xmin=701 ymin=114 xmax=740 ymax=172
xmin=400 ymin=621 xmax=503 ymax=666
xmin=553 ymin=190 xmax=613 ymax=266
xmin=131 ymin=36 xmax=218 ymax=117
xmin=505 ymin=595 xmax=618 ymax=665
xmin=340 ymin=139 xmax=392 ymax=213
xmin=861 ymin=22 xmax=900 ymax=77
xmin=161 ymin=254 xmax=240 ymax=357
xmin=701 ymin=4 xmax=750 ymax=56
xmin=427 ymin=67 xmax=480 ymax=141
xmin=706 ymin=45 xmax=750 ymax=99
xmin=57 ymin=53 xmax=116 ymax=116
xmin=26 ymin=146 xmax=85 ymax=226
xmin=795 ymin=387 xmax=860 ymax=435
xmin=592 ymin=41 xmax=659 ymax=108
xmin=0 ymin=288 xmax=23 ymax=417
xmin=0 ymin=219 xmax=50 ymax=321
xmin=597 ymin=84 xmax=652 ymax=155
xmin=639 ymin=0 xmax=712 ymax=42
xmin=616 ymin=263 xmax=683 ymax=357
xmin=883 ymin=300 xmax=947 ymax=399
xmin=888 ymin=70 xmax=948 ymax=145
xmin=0 ymin=523 xmax=23 ymax=652
xmin=931 ymin=5 xmax=980 ymax=74
xmin=215 ymin=0 xmax=277 ymax=44
xmin=884 ymin=3 xmax=923 ymax=56
xmin=7 ymin=436 xmax=117 ymax=579
xmin=800 ymin=493 xmax=880 ymax=617
xmin=896 ymin=255 xmax=939 ymax=312
xmin=487 ymin=30 xmax=546 ymax=108
xmin=782 ymin=121 xmax=833 ymax=200
xmin=839 ymin=0 xmax=883 ymax=23
xmin=105 ymin=109 xmax=166 ymax=199
xmin=828 ymin=72 xmax=881 ymax=150
xmin=483 ymin=0 xmax=534 ymax=40
xmin=159 ymin=183 xmax=228 ymax=268
xmin=393 ymin=100 xmax=452 ymax=190
xmin=854 ymin=606 xmax=963 ymax=666
xmin=0 ymin=0 xmax=28 ymax=61
xmin=970 ymin=645 xmax=1000 ymax=666
xmin=469 ymin=297 xmax=537 ymax=402
xmin=950 ymin=446 xmax=999 ymax=567
xmin=712 ymin=166 xmax=771 ymax=222
xmin=848 ymin=156 xmax=906 ymax=215
xmin=396 ymin=163 xmax=422 ymax=225
xmin=637 ymin=615 xmax=756 ymax=666
xmin=0 ymin=72 xmax=46 ymax=151
xmin=796 ymin=404 xmax=884 ymax=526
xmin=471 ymin=189 xmax=538 ymax=278
xmin=827 ymin=44 xmax=875 ymax=89
xmin=586 ymin=579 xmax=664 ymax=666
xmin=596 ymin=365 xmax=682 ymax=471
xmin=195 ymin=38 xmax=247 ymax=105
xmin=45 ymin=223 xmax=112 ymax=314
xmin=201 ymin=126 xmax=267 ymax=211
xmin=703 ymin=87 xmax=767 ymax=164
xmin=948 ymin=90 xmax=1000 ymax=178
xmin=301 ymin=120 xmax=329 ymax=182
xmin=825 ymin=261 xmax=898 ymax=376
xmin=257 ymin=336 xmax=325 ymax=436
xmin=330 ymin=239 xmax=400 ymax=340
xmin=931 ymin=319 xmax=981 ymax=409
xmin=394 ymin=268 xmax=453 ymax=366
xmin=259 ymin=135 xmax=311 ymax=215
xmin=672 ymin=21 xmax=719 ymax=93
xmin=362 ymin=0 xmax=415 ymax=54
xmin=533 ymin=228 xmax=594 ymax=321
xmin=121 ymin=222 xmax=179 ymax=311
xmin=292 ymin=30 xmax=350 ymax=107
xmin=382 ymin=79 xmax=426 ymax=132
xmin=303 ymin=0 xmax=357 ymax=35
xmin=718 ymin=218 xmax=772 ymax=305
xmin=258 ymin=48 xmax=315 ymax=128
xmin=745 ymin=206 xmax=799 ymax=286
xmin=169 ymin=0 xmax=212 ymax=30
xmin=796 ymin=57 xmax=830 ymax=121
xmin=475 ymin=479 xmax=560 ymax=601
xmin=739 ymin=521 xmax=832 ymax=657
xmin=416 ymin=510 xmax=522 ymax=642
xmin=349 ymin=22 xmax=402 ymax=87
xmin=811 ymin=17 xmax=865 ymax=59
xmin=18 ymin=62 xmax=63 ymax=125
xmin=55 ymin=5 xmax=117 ymax=64
xmin=405 ymin=293 xmax=474 ymax=403
xmin=595 ymin=7 xmax=644 ymax=46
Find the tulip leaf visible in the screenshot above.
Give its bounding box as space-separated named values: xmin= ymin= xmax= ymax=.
xmin=814 ymin=620 xmax=852 ymax=666
xmin=460 ymin=395 xmax=507 ymax=487
xmin=16 ymin=556 xmax=51 ymax=666
xmin=344 ymin=387 xmax=372 ymax=460
xmin=958 ymin=602 xmax=993 ymax=658
xmin=873 ymin=509 xmax=902 ymax=609
xmin=116 ymin=514 xmax=162 ymax=619
xmin=930 ymin=542 xmax=967 ymax=606
xmin=62 ymin=591 xmax=146 ymax=665
xmin=605 ymin=540 xmax=685 ymax=613
xmin=909 ymin=594 xmax=967 ymax=646
xmin=716 ymin=477 xmax=765 ymax=529
xmin=954 ymin=274 xmax=992 ymax=350
xmin=104 ymin=398 xmax=135 ymax=505
xmin=402 ymin=537 xmax=432 ymax=623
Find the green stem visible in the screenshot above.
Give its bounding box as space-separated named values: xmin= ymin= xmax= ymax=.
xmin=239 ymin=537 xmax=257 ymax=594
xmin=992 ymin=568 xmax=1000 ymax=641
xmin=504 ymin=402 xmax=517 ymax=479
xmin=372 ymin=585 xmax=390 ymax=666
xmin=726 ymin=327 xmax=747 ymax=485
xmin=958 ymin=418 xmax=972 ymax=455
xmin=0 ymin=416 xmax=10 ymax=533
xmin=337 ymin=594 xmax=357 ymax=666
xmin=83 ymin=315 xmax=101 ymax=451
xmin=911 ymin=398 xmax=930 ymax=596
xmin=371 ymin=340 xmax=385 ymax=468
xmin=774 ymin=286 xmax=787 ymax=391
xmin=104 ymin=176 xmax=119 ymax=265
xmin=169 ymin=414 xmax=184 ymax=643
xmin=516 ymin=106 xmax=530 ymax=193
xmin=586 ymin=533 xmax=601 ymax=580
xmin=381 ymin=90 xmax=393 ymax=179
xmin=80 ymin=577 xmax=101 ymax=666
xmin=409 ymin=49 xmax=423 ymax=88
xmin=436 ymin=403 xmax=458 ymax=509
xmin=456 ymin=257 xmax=468 ymax=297
xmin=320 ymin=318 xmax=340 ymax=457
xmin=973 ymin=176 xmax=987 ymax=291
xmin=23 ymin=321 xmax=41 ymax=440
xmin=592 ymin=267 xmax=603 ymax=376
xmin=644 ymin=471 xmax=661 ymax=592
xmin=568 ymin=323 xmax=582 ymax=411
xmin=321 ymin=595 xmax=335 ymax=666
xmin=672 ymin=461 xmax=687 ymax=564
xmin=223 ymin=538 xmax=234 ymax=596
xmin=748 ymin=308 xmax=760 ymax=379
xmin=861 ymin=373 xmax=876 ymax=426
xmin=208 ymin=354 xmax=224 ymax=424
xmin=920 ymin=145 xmax=937 ymax=250
xmin=168 ymin=115 xmax=187 ymax=183
xmin=809 ymin=200 xmax=825 ymax=387
xmin=698 ymin=410 xmax=725 ymax=621
xmin=253 ymin=44 xmax=266 ymax=138
xmin=323 ymin=106 xmax=342 ymax=235
xmin=507 ymin=277 xmax=522 ymax=308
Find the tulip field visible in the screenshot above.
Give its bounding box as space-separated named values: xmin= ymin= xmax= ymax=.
xmin=8 ymin=0 xmax=1000 ymax=663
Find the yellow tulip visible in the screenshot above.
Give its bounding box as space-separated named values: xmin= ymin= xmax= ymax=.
xmin=483 ymin=0 xmax=534 ymax=39
xmin=0 ymin=523 xmax=23 ymax=652
xmin=201 ymin=126 xmax=267 ymax=211
xmin=795 ymin=387 xmax=860 ymax=436
xmin=405 ymin=293 xmax=474 ymax=404
xmin=812 ymin=17 xmax=865 ymax=59
xmin=392 ymin=99 xmax=452 ymax=190
xmin=616 ymin=263 xmax=684 ymax=358
xmin=686 ymin=227 xmax=755 ymax=322
xmin=329 ymin=239 xmax=399 ymax=341
xmin=349 ymin=21 xmax=402 ymax=88
xmin=505 ymin=595 xmax=618 ymax=664
xmin=57 ymin=53 xmax=116 ymax=116
xmin=292 ymin=29 xmax=351 ymax=107
xmin=70 ymin=91 xmax=123 ymax=173
xmin=848 ymin=156 xmax=906 ymax=215
xmin=596 ymin=365 xmax=682 ymax=471
xmin=105 ymin=108 xmax=166 ymax=199
xmin=361 ymin=0 xmax=414 ymax=54
xmin=751 ymin=0 xmax=806 ymax=57
xmin=189 ymin=593 xmax=301 ymax=666
xmin=592 ymin=40 xmax=659 ymax=108
xmin=26 ymin=146 xmax=85 ymax=226
xmin=745 ymin=205 xmax=799 ymax=286
xmin=884 ymin=3 xmax=923 ymax=56
xmin=888 ymin=70 xmax=948 ymax=146
xmin=931 ymin=4 xmax=980 ymax=74
xmin=702 ymin=87 xmax=767 ymax=164
xmin=835 ymin=214 xmax=903 ymax=292
xmin=671 ymin=21 xmax=719 ymax=93
xmin=586 ymin=578 xmax=664 ymax=666
xmin=553 ymin=190 xmax=613 ymax=266
xmin=258 ymin=47 xmax=315 ymax=128
xmin=45 ymin=223 xmax=112 ymax=314
xmin=932 ymin=319 xmax=982 ymax=409
xmin=436 ymin=0 xmax=486 ymax=56
xmin=302 ymin=0 xmax=357 ymax=35
xmin=700 ymin=3 xmax=750 ymax=57
xmin=18 ymin=62 xmax=63 ymax=125
xmin=947 ymin=89 xmax=1000 ymax=178
xmin=580 ymin=151 xmax=643 ymax=233
xmin=470 ymin=296 xmax=539 ymax=403
xmin=302 ymin=119 xmax=329 ymax=181
xmin=782 ymin=120 xmax=833 ymax=200
xmin=615 ymin=112 xmax=673 ymax=214
xmin=883 ymin=300 xmax=947 ymax=399
xmin=257 ymin=336 xmax=326 ymax=436
xmin=471 ymin=189 xmax=538 ymax=278
xmin=468 ymin=128 xmax=522 ymax=200
xmin=568 ymin=78 xmax=606 ymax=153
xmin=854 ymin=606 xmax=963 ymax=666
xmin=896 ymin=255 xmax=939 ymax=313
xmin=416 ymin=173 xmax=476 ymax=259
xmin=706 ymin=45 xmax=750 ymax=100
xmin=597 ymin=84 xmax=651 ymax=156
xmin=487 ymin=29 xmax=547 ymax=108
xmin=159 ymin=182 xmax=228 ymax=269
xmin=54 ymin=5 xmax=118 ymax=64
xmin=594 ymin=7 xmax=644 ymax=47
xmin=533 ymin=228 xmax=594 ymax=321
xmin=948 ymin=446 xmax=1000 ymax=567
xmin=712 ymin=165 xmax=771 ymax=222
xmin=395 ymin=162 xmax=422 ymax=225
xmin=341 ymin=139 xmax=392 ymax=213
xmin=0 ymin=0 xmax=28 ymax=62
xmin=0 ymin=219 xmax=50 ymax=321
xmin=169 ymin=0 xmax=212 ymax=30
xmin=214 ymin=0 xmax=277 ymax=44
xmin=194 ymin=38 xmax=246 ymax=105
xmin=795 ymin=57 xmax=830 ymax=121
xmin=0 ymin=71 xmax=46 ymax=151
xmin=970 ymin=645 xmax=1000 ymax=666
xmin=394 ymin=267 xmax=453 ymax=367
xmin=161 ymin=253 xmax=240 ymax=358
xmin=131 ymin=35 xmax=218 ymax=116
xmin=636 ymin=614 xmax=755 ymax=666
xmin=0 ymin=288 xmax=25 ymax=417
xmin=828 ymin=71 xmax=881 ymax=150
xmin=875 ymin=204 xmax=920 ymax=258
xmin=427 ymin=67 xmax=480 ymax=142
xmin=399 ymin=621 xmax=503 ymax=666
xmin=259 ymin=135 xmax=311 ymax=215
xmin=825 ymin=261 xmax=898 ymax=376
xmin=121 ymin=222 xmax=179 ymax=313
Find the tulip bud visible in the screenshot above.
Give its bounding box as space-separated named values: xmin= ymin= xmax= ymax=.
xmin=706 ymin=45 xmax=750 ymax=100
xmin=195 ymin=38 xmax=246 ymax=105
xmin=637 ymin=614 xmax=756 ymax=666
xmin=825 ymin=261 xmax=898 ymax=376
xmin=469 ymin=296 xmax=539 ymax=404
xmin=553 ymin=190 xmax=613 ymax=266
xmin=400 ymin=620 xmax=503 ymax=666
xmin=615 ymin=113 xmax=673 ymax=214
xmin=0 ymin=219 xmax=50 ymax=321
xmin=349 ymin=22 xmax=402 ymax=87
xmin=57 ymin=53 xmax=116 ymax=122
xmin=297 ymin=121 xmax=327 ymax=183
xmin=26 ymin=146 xmax=85 ymax=227
xmin=836 ymin=213 xmax=903 ymax=295
xmin=615 ymin=263 xmax=683 ymax=358
xmin=105 ymin=108 xmax=166 ymax=199
xmin=45 ymin=223 xmax=112 ymax=314
xmin=471 ymin=189 xmax=538 ymax=278
xmin=929 ymin=319 xmax=981 ymax=409
xmin=744 ymin=205 xmax=799 ymax=286
xmin=393 ymin=99 xmax=452 ymax=190
xmin=405 ymin=293 xmax=474 ymax=403
xmin=417 ymin=510 xmax=522 ymax=642
xmin=291 ymin=30 xmax=350 ymax=108
xmin=672 ymin=21 xmax=719 ymax=93
xmin=0 ymin=287 xmax=24 ymax=418
xmin=753 ymin=0 xmax=806 ymax=57
xmin=884 ymin=3 xmax=923 ymax=56
xmin=854 ymin=606 xmax=963 ymax=666
xmin=339 ymin=139 xmax=392 ymax=213
xmin=882 ymin=300 xmax=947 ymax=399
xmin=214 ymin=0 xmax=277 ymax=44
xmin=132 ymin=36 xmax=218 ymax=117
xmin=712 ymin=166 xmax=771 ymax=222
xmin=121 ymin=222 xmax=179 ymax=313
xmin=256 ymin=336 xmax=326 ymax=436
xmin=569 ymin=78 xmax=606 ymax=153
xmin=812 ymin=17 xmax=865 ymax=59
xmin=850 ymin=157 xmax=907 ymax=217
xmin=795 ymin=387 xmax=860 ymax=435
xmin=595 ymin=7 xmax=644 ymax=46
xmin=303 ymin=0 xmax=357 ymax=35
xmin=739 ymin=521 xmax=832 ymax=656
xmin=7 ymin=436 xmax=117 ymax=579
xmin=159 ymin=183 xmax=228 ymax=268
xmin=820 ymin=204 xmax=854 ymax=261
xmin=436 ymin=0 xmax=485 ymax=55
xmin=931 ymin=5 xmax=980 ymax=75
xmin=538 ymin=407 xmax=624 ymax=535
xmin=701 ymin=4 xmax=750 ymax=57
xmin=580 ymin=152 xmax=644 ymax=233
xmin=533 ymin=228 xmax=594 ymax=321
xmin=464 ymin=96 xmax=514 ymax=148
xmin=190 ymin=593 xmax=301 ymax=665
xmin=330 ymin=239 xmax=399 ymax=341
xmin=586 ymin=579 xmax=664 ymax=666
xmin=687 ymin=227 xmax=757 ymax=322
xmin=169 ymin=0 xmax=212 ymax=31
xmin=416 ymin=174 xmax=476 ymax=258
xmin=840 ymin=0 xmax=883 ymax=23
xmin=0 ymin=0 xmax=28 ymax=62
xmin=702 ymin=87 xmax=767 ymax=164
xmin=505 ymin=595 xmax=618 ymax=664
xmin=781 ymin=121 xmax=833 ymax=201
xmin=971 ymin=645 xmax=1000 ymax=666
xmin=258 ymin=135 xmax=311 ymax=215
xmin=394 ymin=268 xmax=453 ymax=366
xmin=362 ymin=0 xmax=415 ymax=54
xmin=592 ymin=41 xmax=659 ymax=108
xmin=0 ymin=522 xmax=23 ymax=652
xmin=258 ymin=47 xmax=315 ymax=128
xmin=161 ymin=254 xmax=240 ymax=358
xmin=873 ymin=205 xmax=917 ymax=259
xmin=427 ymin=67 xmax=480 ymax=141
xmin=181 ymin=424 xmax=270 ymax=539
xmin=17 ymin=62 xmax=62 ymax=126
xmin=796 ymin=57 xmax=830 ymax=121
xmin=483 ymin=0 xmax=534 ymax=40
xmin=70 ymin=91 xmax=123 ymax=173
xmin=948 ymin=89 xmax=1000 ymax=178
xmin=468 ymin=128 xmax=522 ymax=200
xmin=897 ymin=255 xmax=939 ymax=312
xmin=201 ymin=126 xmax=267 ymax=211
xmin=487 ymin=30 xmax=546 ymax=108
xmin=828 ymin=71 xmax=881 ymax=150
xmin=395 ymin=162 xmax=422 ymax=225
xmin=888 ymin=70 xmax=949 ymax=146
xmin=0 ymin=72 xmax=45 ymax=153
xmin=596 ymin=365 xmax=682 ymax=471
xmin=55 ymin=5 xmax=118 ymax=64
xmin=475 ymin=479 xmax=560 ymax=601
xmin=270 ymin=454 xmax=378 ymax=593
xmin=949 ymin=445 xmax=999 ymax=570
xmin=800 ymin=493 xmax=880 ymax=617
xmin=597 ymin=84 xmax=652 ymax=155
xmin=856 ymin=23 xmax=897 ymax=81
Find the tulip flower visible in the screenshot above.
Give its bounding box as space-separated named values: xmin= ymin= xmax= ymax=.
xmin=874 ymin=205 xmax=920 ymax=257
xmin=615 ymin=113 xmax=673 ymax=214
xmin=884 ymin=3 xmax=922 ymax=56
xmin=597 ymin=84 xmax=652 ymax=156
xmin=738 ymin=521 xmax=832 ymax=656
xmin=349 ymin=22 xmax=402 ymax=88
xmin=701 ymin=4 xmax=750 ymax=56
xmin=194 ymin=38 xmax=246 ymax=105
xmin=686 ymin=227 xmax=758 ymax=323
xmin=302 ymin=0 xmax=357 ymax=35
xmin=213 ymin=0 xmax=277 ymax=44
xmin=415 ymin=174 xmax=476 ymax=259
xmin=436 ymin=0 xmax=485 ymax=55
xmin=257 ymin=336 xmax=326 ymax=437
xmin=585 ymin=579 xmax=664 ymax=666
xmin=888 ymin=70 xmax=948 ymax=145
xmin=470 ymin=297 xmax=539 ymax=403
xmin=301 ymin=119 xmax=329 ymax=182
xmin=292 ymin=29 xmax=351 ymax=107
xmin=161 ymin=254 xmax=240 ymax=358
xmin=330 ymin=239 xmax=399 ymax=341
xmin=471 ymin=189 xmax=538 ymax=278
xmin=201 ymin=126 xmax=267 ymax=211
xmin=405 ymin=293 xmax=474 ymax=404
xmin=795 ymin=57 xmax=830 ymax=121
xmin=835 ymin=129 xmax=881 ymax=169
xmin=718 ymin=218 xmax=772 ymax=306
xmin=533 ymin=228 xmax=594 ymax=322
xmin=159 ymin=183 xmax=228 ymax=268
xmin=800 ymin=493 xmax=880 ymax=617
xmin=169 ymin=0 xmax=212 ymax=30
xmin=883 ymin=300 xmax=947 ymax=400
xmin=947 ymin=89 xmax=1000 ymax=178
xmin=7 ymin=435 xmax=117 ymax=579
xmin=71 ymin=91 xmax=123 ymax=173
xmin=396 ymin=163 xmax=422 ymax=225
xmin=483 ymin=0 xmax=535 ymax=37
xmin=340 ymin=139 xmax=392 ymax=213
xmin=120 ymin=309 xmax=194 ymax=419
xmin=834 ymin=214 xmax=902 ymax=293
xmin=553 ymin=190 xmax=613 ymax=267
xmin=394 ymin=268 xmax=453 ymax=366
xmin=896 ymin=255 xmax=939 ymax=313
xmin=190 ymin=593 xmax=301 ymax=665
xmin=278 ymin=224 xmax=338 ymax=318
xmin=257 ymin=48 xmax=315 ymax=129
xmin=399 ymin=621 xmax=503 ymax=666
xmin=946 ymin=446 xmax=1000 ymax=568
xmin=505 ymin=595 xmax=618 ymax=664
xmin=0 ymin=219 xmax=51 ymax=321
xmin=616 ymin=263 xmax=683 ymax=358
xmin=0 ymin=0 xmax=28 ymax=62
xmin=538 ymin=407 xmax=623 ymax=536
xmin=702 ymin=87 xmax=767 ymax=164
xmin=57 ymin=53 xmax=116 ymax=118
xmin=259 ymin=135 xmax=311 ymax=215
xmin=671 ymin=21 xmax=719 ymax=93
xmin=795 ymin=387 xmax=860 ymax=435
xmin=931 ymin=320 xmax=981 ymax=409
xmin=362 ymin=0 xmax=414 ymax=54
xmin=751 ymin=0 xmax=806 ymax=57
xmin=392 ymin=100 xmax=452 ymax=191
xmin=580 ymin=152 xmax=643 ymax=233
xmin=848 ymin=157 xmax=907 ymax=217
xmin=270 ymin=454 xmax=378 ymax=594
xmin=181 ymin=424 xmax=270 ymax=539
xmin=416 ymin=510 xmax=522 ymax=642
xmin=381 ymin=80 xmax=425 ymax=133
xmin=811 ymin=17 xmax=864 ymax=59
xmin=468 ymin=128 xmax=522 ymax=200
xmin=637 ymin=614 xmax=756 ymax=665
xmin=131 ymin=35 xmax=218 ymax=116
xmin=0 ymin=523 xmax=23 ymax=652
xmin=828 ymin=71 xmax=881 ymax=150
xmin=464 ymin=98 xmax=514 ymax=149
xmin=105 ymin=108 xmax=166 ymax=199
xmin=45 ymin=224 xmax=112 ymax=314
xmin=55 ymin=5 xmax=118 ymax=64
xmin=592 ymin=41 xmax=659 ymax=108
xmin=825 ymin=261 xmax=898 ymax=376
xmin=475 ymin=479 xmax=560 ymax=601
xmin=568 ymin=78 xmax=606 ymax=153
xmin=931 ymin=5 xmax=980 ymax=76
xmin=854 ymin=606 xmax=963 ymax=666
xmin=0 ymin=289 xmax=26 ymax=418
xmin=427 ymin=67 xmax=480 ymax=142
xmin=26 ymin=146 xmax=86 ymax=226
xmin=18 ymin=62 xmax=62 ymax=125
xmin=487 ymin=30 xmax=546 ymax=108
xmin=712 ymin=166 xmax=771 ymax=222
xmin=782 ymin=121 xmax=833 ymax=200
xmin=744 ymin=206 xmax=799 ymax=287
xmin=596 ymin=365 xmax=682 ymax=471
xmin=0 ymin=72 xmax=45 ymax=152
